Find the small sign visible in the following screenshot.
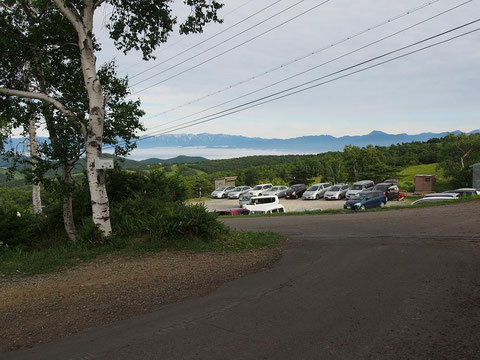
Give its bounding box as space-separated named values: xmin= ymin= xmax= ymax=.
xmin=94 ymin=157 xmax=114 ymax=170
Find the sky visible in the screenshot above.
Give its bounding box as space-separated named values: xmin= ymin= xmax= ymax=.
xmin=93 ymin=0 xmax=480 ymax=139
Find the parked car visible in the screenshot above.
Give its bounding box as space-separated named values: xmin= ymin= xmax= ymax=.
xmin=443 ymin=188 xmax=480 ymax=197
xmin=263 ymin=185 xmax=289 ymax=198
xmin=303 ymin=183 xmax=331 ymax=200
xmin=384 ymin=178 xmax=399 ymax=185
xmin=215 ymin=208 xmax=250 ymax=216
xmin=211 ymin=186 xmax=236 ymax=199
xmin=243 ymin=195 xmax=285 ymax=214
xmin=344 ymin=190 xmax=386 ymax=210
xmin=345 ymin=180 xmax=374 ymax=199
xmin=411 ymin=192 xmax=460 ymax=206
xmin=239 ymin=192 xmax=253 ymax=208
xmin=227 ymin=186 xmax=252 ymax=199
xmin=248 ymin=183 xmax=273 ymax=197
xmin=285 ymin=184 xmax=307 ymax=199
xmin=373 ymin=182 xmax=400 ymax=201
xmin=324 ymin=184 xmax=349 ymax=200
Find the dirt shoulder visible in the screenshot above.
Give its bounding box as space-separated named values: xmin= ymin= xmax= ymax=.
xmin=0 ymin=248 xmax=281 ymax=351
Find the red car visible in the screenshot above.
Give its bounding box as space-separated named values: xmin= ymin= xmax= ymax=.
xmin=216 ymin=208 xmax=250 ymax=216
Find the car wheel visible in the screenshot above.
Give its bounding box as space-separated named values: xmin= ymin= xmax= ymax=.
xmin=316 ymin=194 xmax=320 ymax=200
xmin=361 ymin=205 xmax=366 ymax=210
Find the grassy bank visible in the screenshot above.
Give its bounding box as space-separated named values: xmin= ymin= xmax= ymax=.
xmin=396 ymin=163 xmax=452 ymax=192
xmin=0 ymin=231 xmax=285 ymax=277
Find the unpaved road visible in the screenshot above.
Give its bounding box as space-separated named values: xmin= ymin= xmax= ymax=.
xmin=3 ymin=201 xmax=480 ymax=359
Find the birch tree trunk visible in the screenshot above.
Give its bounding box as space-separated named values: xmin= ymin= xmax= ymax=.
xmin=24 ymin=61 xmax=42 ymax=214
xmin=28 ymin=114 xmax=42 ymax=214
xmin=62 ymin=165 xmax=77 ymax=242
xmin=77 ymin=5 xmax=112 ymax=235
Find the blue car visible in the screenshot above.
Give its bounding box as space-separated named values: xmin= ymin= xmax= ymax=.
xmin=343 ymin=191 xmax=387 ymax=210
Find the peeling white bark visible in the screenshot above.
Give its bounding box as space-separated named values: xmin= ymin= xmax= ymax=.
xmin=52 ymin=0 xmax=112 ymax=235
xmin=63 ymin=165 xmax=77 ymax=242
xmin=28 ymin=114 xmax=42 ymax=214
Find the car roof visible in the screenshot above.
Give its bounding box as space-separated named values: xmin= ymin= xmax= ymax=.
xmin=361 ymin=190 xmax=383 ymax=195
xmin=354 ymin=180 xmax=374 ymax=185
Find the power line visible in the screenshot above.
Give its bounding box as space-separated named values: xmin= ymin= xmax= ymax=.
xmin=107 ymin=19 xmax=479 ymax=148
xmin=147 ymin=0 xmax=446 ymax=119
xmin=129 ymin=0 xmax=285 ymax=80
xmin=145 ymin=0 xmax=465 ymax=131
xmin=119 ymin=0 xmax=258 ymax=76
xmin=131 ymin=0 xmax=333 ymax=94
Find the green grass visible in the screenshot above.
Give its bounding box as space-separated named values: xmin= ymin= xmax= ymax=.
xmin=0 ymin=230 xmax=285 ymax=277
xmin=396 ymin=163 xmax=452 ymax=192
xmin=186 ymin=196 xmax=212 ymax=203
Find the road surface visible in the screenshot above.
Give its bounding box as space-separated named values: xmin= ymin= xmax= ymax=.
xmin=4 ymin=202 xmax=480 ymax=359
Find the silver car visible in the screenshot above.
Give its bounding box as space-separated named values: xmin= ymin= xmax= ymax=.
xmin=411 ymin=192 xmax=459 ymax=205
xmin=324 ymin=184 xmax=350 ymax=200
xmin=227 ymin=186 xmax=252 ymax=199
xmin=239 ymin=193 xmax=253 ymax=208
xmin=345 ymin=180 xmax=374 ymax=199
xmin=248 ymin=183 xmax=273 ymax=197
xmin=303 ymin=183 xmax=331 ymax=200
xmin=211 ymin=186 xmax=236 ymax=199
xmin=263 ymin=185 xmax=289 ymax=198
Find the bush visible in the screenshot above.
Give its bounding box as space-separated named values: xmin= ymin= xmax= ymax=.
xmin=76 ymin=218 xmax=105 ymax=244
xmin=0 ymin=208 xmax=47 ymax=248
xmin=111 ymin=198 xmax=225 ymax=241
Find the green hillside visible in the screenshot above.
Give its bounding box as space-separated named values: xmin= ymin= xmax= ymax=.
xmin=397 ymin=163 xmax=451 ymax=192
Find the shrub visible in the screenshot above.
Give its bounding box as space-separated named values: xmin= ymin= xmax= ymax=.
xmin=0 ymin=208 xmax=47 ymax=248
xmin=110 ymin=198 xmax=225 ymax=242
xmin=76 ymin=217 xmax=106 ymax=244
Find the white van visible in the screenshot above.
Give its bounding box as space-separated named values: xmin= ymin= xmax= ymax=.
xmin=345 ymin=180 xmax=374 ymax=199
xmin=243 ymin=195 xmax=285 ymax=214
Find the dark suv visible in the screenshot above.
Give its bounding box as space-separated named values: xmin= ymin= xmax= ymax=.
xmin=285 ymin=184 xmax=307 ymax=199
xmin=373 ymin=182 xmax=399 ymax=201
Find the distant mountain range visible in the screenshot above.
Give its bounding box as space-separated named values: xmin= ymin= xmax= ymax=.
xmin=134 ymin=130 xmax=480 ymax=153
xmin=4 ymin=130 xmax=479 ymax=161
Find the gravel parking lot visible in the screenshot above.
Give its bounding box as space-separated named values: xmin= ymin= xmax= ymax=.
xmin=198 ymin=197 xmax=409 ymax=212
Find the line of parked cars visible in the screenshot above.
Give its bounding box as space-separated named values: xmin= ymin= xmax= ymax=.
xmin=211 ymin=179 xmax=405 ymax=215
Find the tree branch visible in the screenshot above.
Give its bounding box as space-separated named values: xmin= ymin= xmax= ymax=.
xmin=52 ymin=0 xmax=83 ymax=33
xmin=94 ymin=0 xmax=108 ymax=9
xmin=0 ymin=88 xmax=74 ymax=118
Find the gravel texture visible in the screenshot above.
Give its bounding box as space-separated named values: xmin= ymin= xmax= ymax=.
xmin=0 ymin=249 xmax=281 ymax=351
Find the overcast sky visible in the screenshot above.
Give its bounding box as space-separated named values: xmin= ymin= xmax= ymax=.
xmin=94 ymin=0 xmax=480 ymax=139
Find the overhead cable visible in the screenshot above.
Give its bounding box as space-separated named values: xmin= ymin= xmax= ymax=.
xmin=131 ymin=0 xmax=333 ymax=94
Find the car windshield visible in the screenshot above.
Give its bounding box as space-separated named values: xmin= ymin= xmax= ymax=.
xmin=352 ymin=193 xmax=368 ymax=200
xmin=352 ymin=185 xmax=363 ymax=190
xmin=215 ymin=186 xmax=227 ymax=191
xmin=270 ymin=187 xmax=279 ymax=191
xmin=252 ymin=185 xmax=262 ymax=190
xmin=308 ymin=186 xmax=319 ymax=191
xmin=232 ymin=187 xmax=242 ymax=191
xmin=330 ymin=186 xmax=340 ymax=191
xmin=374 ymin=184 xmax=388 ymax=191
xmin=426 ymin=193 xmax=455 ymax=198
xmin=291 ymin=185 xmax=303 ymax=189
xmin=252 ymin=198 xmax=275 ymax=205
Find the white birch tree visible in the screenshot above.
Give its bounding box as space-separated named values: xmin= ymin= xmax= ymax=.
xmin=1 ymin=0 xmax=223 ymax=235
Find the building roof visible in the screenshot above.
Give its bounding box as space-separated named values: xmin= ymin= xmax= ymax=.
xmin=214 ymin=176 xmax=238 ymax=181
xmin=415 ymin=174 xmax=435 ymax=177
xmin=470 ymin=162 xmax=480 ymax=168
